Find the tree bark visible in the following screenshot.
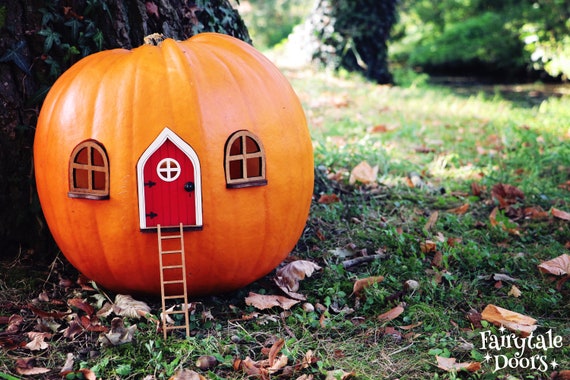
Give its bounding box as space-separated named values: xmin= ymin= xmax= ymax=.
xmin=0 ymin=0 xmax=250 ymax=259
xmin=299 ymin=0 xmax=398 ymax=83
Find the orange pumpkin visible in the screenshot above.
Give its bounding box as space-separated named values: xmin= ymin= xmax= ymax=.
xmin=34 ymin=33 xmax=313 ymax=296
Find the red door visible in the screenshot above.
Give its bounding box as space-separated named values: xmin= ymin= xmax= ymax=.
xmin=139 ymin=131 xmax=202 ymax=229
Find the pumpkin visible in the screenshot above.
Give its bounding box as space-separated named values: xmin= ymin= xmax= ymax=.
xmin=34 ymin=33 xmax=314 ymax=296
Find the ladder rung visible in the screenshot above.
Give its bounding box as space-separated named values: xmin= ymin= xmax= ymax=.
xmin=161 ymin=235 xmax=182 ymax=240
xmin=161 ymin=250 xmax=183 ymax=254
xmin=162 ymin=265 xmax=183 ymax=269
xmin=163 ymin=295 xmax=186 ymax=300
xmin=163 ymin=280 xmax=184 ymax=284
xmin=164 ymin=325 xmax=188 ymax=331
xmin=163 ymin=310 xmax=188 ymax=315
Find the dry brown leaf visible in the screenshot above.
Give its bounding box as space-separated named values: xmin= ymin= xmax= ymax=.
xmin=507 ymin=285 xmax=522 ymax=298
xmin=352 ymin=276 xmax=384 ymax=296
xmin=377 ymin=304 xmax=405 ymax=322
xmin=538 ymin=253 xmax=570 ymax=276
xmin=5 ymin=314 xmax=23 ymax=334
xmin=524 ymin=206 xmax=549 ymax=219
xmin=424 ymin=211 xmax=439 ymax=231
xmin=245 ymin=292 xmax=300 ymax=311
xmin=471 ymin=182 xmax=484 ymax=196
xmin=551 ymin=370 xmax=570 ymax=380
xmin=370 ymin=124 xmax=389 ymax=133
xmin=15 ymin=358 xmax=51 ymax=376
xmin=448 ymin=203 xmax=469 ymax=215
xmin=421 ymin=240 xmax=437 ymax=253
xmin=25 ymin=332 xmax=52 ymax=351
xmin=349 ymin=161 xmax=378 ymax=185
xmin=481 ymin=304 xmax=537 ymax=337
xmin=491 ymin=183 xmax=525 ymax=208
xmin=275 ymin=260 xmax=321 ymax=299
xmin=296 ymin=350 xmax=317 ymax=370
xmin=60 ymin=353 xmax=75 ymax=373
xmin=436 ymin=356 xmax=481 ymax=372
xmin=98 ymin=317 xmax=137 ymax=347
xmin=68 ymin=298 xmax=95 ymax=316
xmin=325 ymin=369 xmax=356 ymax=380
xmin=551 ymin=207 xmax=570 ymax=221
xmin=268 ymin=338 xmax=285 ymax=367
xmin=318 ymin=193 xmax=340 ymax=204
xmin=113 ymin=294 xmax=152 ymax=319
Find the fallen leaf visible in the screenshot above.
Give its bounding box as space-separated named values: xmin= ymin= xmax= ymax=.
xmin=507 ymin=285 xmax=522 ymax=298
xmin=275 ymin=260 xmax=321 ymax=299
xmin=15 ymin=358 xmax=50 ymax=376
xmin=325 ymin=369 xmax=356 ymax=380
xmin=491 ymin=183 xmax=525 ymax=208
xmin=25 ymin=332 xmax=52 ymax=351
xmin=349 ymin=161 xmax=378 ymax=185
xmin=245 ymin=292 xmax=300 ymax=311
xmin=436 ymin=356 xmax=481 ymax=372
xmin=524 ymin=206 xmax=549 ymax=219
xmin=538 ymin=253 xmax=570 ymax=276
xmin=318 ymin=193 xmax=340 ymax=204
xmin=489 ymin=207 xmax=499 ymax=227
xmin=551 ymin=207 xmax=570 ymax=221
xmin=481 ymin=304 xmax=537 ymax=337
xmin=68 ymin=298 xmax=95 ymax=316
xmin=421 ymin=240 xmax=437 ymax=254
xmin=471 ymin=182 xmax=484 ymax=196
xmin=424 ymin=211 xmax=439 ymax=231
xmin=60 ymin=353 xmax=74 ymax=373
xmin=113 ymin=294 xmax=152 ymax=319
xmin=4 ymin=314 xmax=23 ymax=334
xmin=98 ymin=317 xmax=137 ymax=347
xmin=377 ymin=304 xmax=405 ymax=322
xmin=369 ymin=124 xmax=388 ymax=133
xmin=352 ymin=276 xmax=384 ymax=296
xmin=448 ymin=203 xmax=469 ymax=215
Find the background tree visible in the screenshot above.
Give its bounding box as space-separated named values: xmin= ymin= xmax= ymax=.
xmin=0 ymin=0 xmax=250 ymax=259
xmin=299 ymin=0 xmax=398 ymax=84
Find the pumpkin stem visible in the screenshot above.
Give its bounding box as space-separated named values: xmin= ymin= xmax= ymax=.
xmin=144 ymin=33 xmax=166 ymax=46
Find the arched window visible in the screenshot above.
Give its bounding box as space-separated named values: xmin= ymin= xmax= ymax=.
xmin=224 ymin=131 xmax=267 ymax=188
xmin=68 ymin=140 xmax=110 ymax=200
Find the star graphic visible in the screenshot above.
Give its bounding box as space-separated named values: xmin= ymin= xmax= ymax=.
xmin=484 ymin=353 xmax=493 ymax=363
xmin=550 ymin=359 xmax=559 ymax=369
xmin=498 ymin=325 xmax=506 ymax=334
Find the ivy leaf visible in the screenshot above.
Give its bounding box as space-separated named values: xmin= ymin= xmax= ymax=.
xmin=38 ymin=27 xmax=61 ymax=53
xmin=0 ymin=41 xmax=31 ymax=75
xmin=65 ymin=18 xmax=82 ymax=41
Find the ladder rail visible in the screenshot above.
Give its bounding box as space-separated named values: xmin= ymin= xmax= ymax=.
xmin=158 ymin=223 xmax=190 ymax=339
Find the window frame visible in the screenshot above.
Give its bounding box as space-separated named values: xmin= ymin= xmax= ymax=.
xmin=68 ymin=140 xmax=110 ymax=200
xmin=224 ymin=130 xmax=267 ymax=189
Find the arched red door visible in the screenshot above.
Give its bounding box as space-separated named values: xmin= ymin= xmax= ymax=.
xmin=137 ymin=128 xmax=202 ymax=230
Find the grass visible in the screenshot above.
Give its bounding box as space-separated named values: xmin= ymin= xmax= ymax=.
xmin=1 ymin=66 xmax=569 ymax=379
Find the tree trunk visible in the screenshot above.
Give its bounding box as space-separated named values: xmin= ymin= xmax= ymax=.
xmin=0 ymin=0 xmax=250 ymax=260
xmin=300 ymin=0 xmax=398 ymax=83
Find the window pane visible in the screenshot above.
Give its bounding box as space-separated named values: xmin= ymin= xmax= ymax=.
xmin=229 ymin=137 xmax=242 ymax=156
xmin=92 ymin=170 xmax=106 ymax=190
xmin=91 ymin=148 xmax=105 ymax=166
xmin=74 ymin=168 xmax=89 ymax=189
xmin=246 ymin=157 xmax=262 ymax=177
xmin=74 ymin=147 xmax=89 ymax=164
xmin=245 ymin=137 xmax=259 ymax=153
xmin=229 ymin=160 xmax=243 ymax=180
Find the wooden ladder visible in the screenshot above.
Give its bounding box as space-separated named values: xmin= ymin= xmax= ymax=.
xmin=157 ymin=223 xmax=190 ymax=339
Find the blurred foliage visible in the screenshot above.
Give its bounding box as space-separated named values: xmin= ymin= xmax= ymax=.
xmin=238 ymin=0 xmax=310 ymax=49
xmin=391 ymin=0 xmax=570 ymax=80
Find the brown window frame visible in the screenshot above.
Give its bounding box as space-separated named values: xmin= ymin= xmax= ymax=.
xmin=68 ymin=140 xmax=110 ymax=200
xmin=224 ymin=131 xmax=267 ymax=189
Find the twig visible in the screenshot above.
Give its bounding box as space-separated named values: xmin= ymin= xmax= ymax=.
xmin=342 ymin=253 xmax=387 ymax=269
xmin=389 ymin=342 xmax=414 ymax=356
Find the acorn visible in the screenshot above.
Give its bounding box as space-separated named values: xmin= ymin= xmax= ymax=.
xmin=195 ymin=355 xmax=218 ymax=371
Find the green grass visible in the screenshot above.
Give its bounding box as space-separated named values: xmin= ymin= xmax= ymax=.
xmin=1 ymin=68 xmax=569 ymax=379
